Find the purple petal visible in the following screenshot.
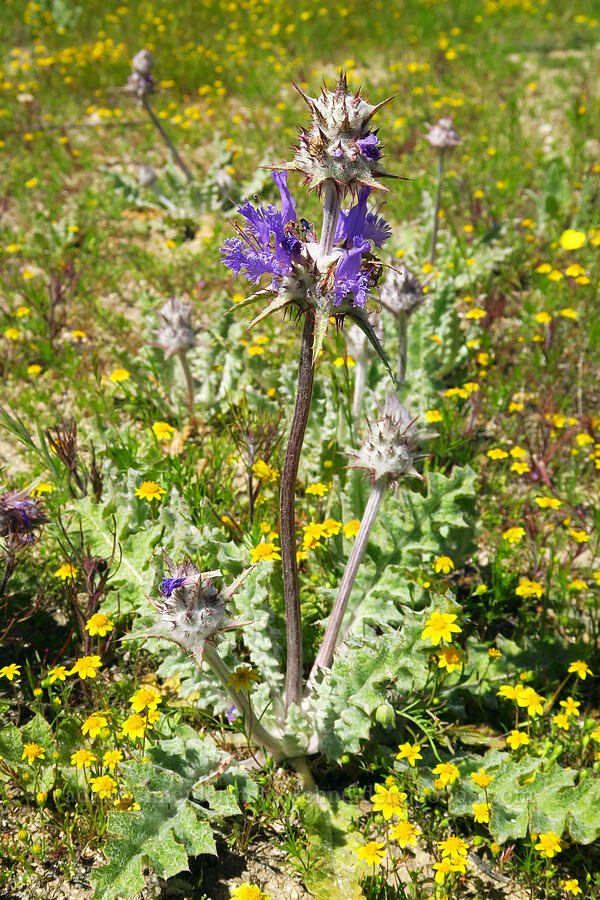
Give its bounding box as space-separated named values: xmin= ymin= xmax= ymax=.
xmin=357 ymin=133 xmax=382 ymax=161
xmin=272 ymin=171 xmax=297 ymax=226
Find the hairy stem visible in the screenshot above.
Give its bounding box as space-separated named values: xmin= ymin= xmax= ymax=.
xmin=142 ymin=95 xmax=193 ymax=183
xmin=397 ymin=310 xmax=408 ymax=384
xmin=280 ymin=312 xmax=315 ymax=709
xmin=306 ymin=476 xmax=388 ymax=692
xmin=429 ymin=149 xmax=444 ymax=266
xmin=177 ymin=350 xmax=195 ymax=414
xmin=202 ymin=644 xmax=284 ymax=760
xmin=319 ymin=182 xmax=343 ymax=256
xmin=352 ymin=355 xmax=367 ymax=420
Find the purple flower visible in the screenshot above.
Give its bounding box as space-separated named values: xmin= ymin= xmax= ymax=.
xmin=159 ymin=576 xmax=188 ymax=597
xmin=333 ymin=238 xmax=371 ymax=308
xmin=357 ymin=133 xmax=382 ymax=161
xmin=335 ymin=188 xmax=391 ymax=248
xmin=220 ymin=172 xmax=298 ymax=290
xmin=226 ymin=704 xmax=238 ymax=723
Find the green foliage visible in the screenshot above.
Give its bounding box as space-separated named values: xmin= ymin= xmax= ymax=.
xmin=90 ymin=725 xmax=239 ymax=900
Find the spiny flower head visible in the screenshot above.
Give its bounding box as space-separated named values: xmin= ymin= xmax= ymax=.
xmin=379 ymin=264 xmax=425 ymax=316
xmin=155 ymin=557 xmax=228 ymax=655
xmin=125 ymin=48 xmax=154 ymax=100
xmin=425 ymin=117 xmax=462 ymax=150
xmin=347 ymin=393 xmax=431 ymax=484
xmin=277 ymin=73 xmax=395 ymax=193
xmin=155 ymin=297 xmax=195 ymax=359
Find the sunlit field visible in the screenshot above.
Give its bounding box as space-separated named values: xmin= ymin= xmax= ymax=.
xmin=1 ymin=1 xmax=600 ymax=898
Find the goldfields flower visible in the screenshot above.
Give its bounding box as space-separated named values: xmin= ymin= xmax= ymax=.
xmin=0 ymin=663 xmax=21 ymax=681
xmin=69 ymin=656 xmax=102 ymax=679
xmin=553 ymin=713 xmax=570 ymax=730
xmin=90 ymin=774 xmax=118 ymax=798
xmin=343 ymin=519 xmax=360 ymax=538
xmin=22 ymin=742 xmax=45 ymax=763
xmin=516 ymin=687 xmax=545 ymax=717
xmin=433 ymin=856 xmax=466 ymax=883
xmin=396 ymin=742 xmax=422 ymax=766
xmin=433 ymin=555 xmax=454 ymax=574
xmin=85 ymin=613 xmax=114 ymax=637
xmin=506 ymin=729 xmax=530 ymax=750
xmin=54 ymin=563 xmax=78 ymax=580
xmin=121 ymin=714 xmax=147 ymax=740
xmin=129 ymin=686 xmax=162 ymax=713
xmin=108 ymin=367 xmax=130 ymax=383
xmin=438 ymin=834 xmax=468 ymax=858
xmin=306 ymin=482 xmax=328 ymax=496
xmin=71 ymin=748 xmax=96 ymax=768
xmin=561 ymin=878 xmax=582 ymax=895
xmin=432 ymin=762 xmax=460 ymax=788
xmin=250 ymin=541 xmax=281 ymax=563
xmin=421 ymin=611 xmax=462 ymax=646
xmin=231 ymin=886 xmax=271 ymax=900
xmin=113 ymin=792 xmax=141 ymax=811
xmin=390 ymin=820 xmax=420 ymax=847
xmin=356 ymin=841 xmax=386 ymax=865
xmin=371 ymin=783 xmax=407 ymax=820
xmin=559 ymin=229 xmax=586 ymax=250
xmin=227 ymin=665 xmax=260 ymax=692
xmin=347 ymin=392 xmax=432 ymax=484
xmin=152 ymin=421 xmax=175 ymax=441
xmin=568 ymin=660 xmax=592 ymax=679
xmin=437 ymin=646 xmax=464 ymax=672
xmin=81 ymin=713 xmax=109 ymax=739
xmin=103 ymin=750 xmax=123 ymax=770
xmin=515 ymin=577 xmax=543 ymax=599
xmin=135 ymin=480 xmax=166 ymax=502
xmin=535 ymin=831 xmax=562 ymax=858
xmin=154 ymin=297 xmax=195 ymax=359
xmin=252 ymin=460 xmax=279 ymax=482
xmin=559 ymin=696 xmax=580 ymax=717
xmin=48 ymin=665 xmax=69 ymax=683
xmin=472 ymin=802 xmax=491 ymax=824
xmin=502 ymin=526 xmax=525 ymax=544
xmin=470 ymin=768 xmax=493 ymax=788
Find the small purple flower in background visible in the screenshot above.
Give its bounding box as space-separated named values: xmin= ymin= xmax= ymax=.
xmin=226 ymin=704 xmax=238 ymax=724
xmin=0 ymin=490 xmax=48 ymax=544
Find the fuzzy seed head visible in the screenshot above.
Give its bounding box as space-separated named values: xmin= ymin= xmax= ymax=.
xmin=278 ymin=73 xmax=395 ymax=193
xmin=348 ymin=393 xmax=430 ymax=483
xmin=424 ymin=117 xmax=461 ymax=150
xmin=155 ymin=297 xmax=195 ymax=359
xmin=379 ymin=265 xmax=424 ymax=316
xmin=156 ymin=559 xmax=228 ymax=653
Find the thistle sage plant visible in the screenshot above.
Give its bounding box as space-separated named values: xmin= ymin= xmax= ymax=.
xmin=221 ymin=74 xmax=397 ymax=708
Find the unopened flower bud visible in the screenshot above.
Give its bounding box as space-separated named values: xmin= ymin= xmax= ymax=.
xmin=277 ymin=73 xmax=395 ymax=193
xmin=155 ymin=559 xmax=229 ymax=654
xmin=132 ymin=49 xmax=153 ymax=77
xmin=424 ymin=117 xmax=461 ymax=150
xmin=379 ymin=264 xmax=424 ymax=316
xmin=155 ymin=297 xmax=195 ymax=359
xmin=347 ymin=393 xmax=431 ymax=483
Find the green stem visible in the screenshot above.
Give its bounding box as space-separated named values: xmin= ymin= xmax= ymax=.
xmin=280 ymin=312 xmax=315 ymax=709
xmin=397 ymin=309 xmax=408 ymax=384
xmin=177 ymin=350 xmax=194 ymax=414
xmin=202 ymin=644 xmax=284 ymax=759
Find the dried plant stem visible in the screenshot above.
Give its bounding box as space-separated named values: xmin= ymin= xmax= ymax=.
xmin=306 ymin=475 xmax=388 ymax=693
xmin=429 ymin=149 xmax=444 ymax=266
xmin=280 ymin=311 xmax=315 ymax=709
xmin=177 ymin=350 xmax=195 ymax=414
xmin=202 ymin=644 xmax=283 ymax=759
xmin=397 ymin=310 xmax=408 ymax=384
xmin=319 ymin=182 xmax=343 ymax=256
xmin=142 ymin=95 xmax=193 ymax=183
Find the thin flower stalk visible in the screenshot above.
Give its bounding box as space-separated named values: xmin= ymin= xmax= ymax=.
xmin=141 ymin=95 xmax=193 ymax=184
xmin=307 ymin=475 xmax=387 ymax=690
xmin=429 ymin=149 xmax=444 ymax=266
xmin=177 ymin=349 xmax=195 ymax=414
xmin=424 ymin=117 xmax=461 ymax=266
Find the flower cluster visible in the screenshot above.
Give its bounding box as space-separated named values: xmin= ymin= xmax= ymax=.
xmin=0 ymin=489 xmax=47 ymax=543
xmin=125 ymin=48 xmax=154 ymax=100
